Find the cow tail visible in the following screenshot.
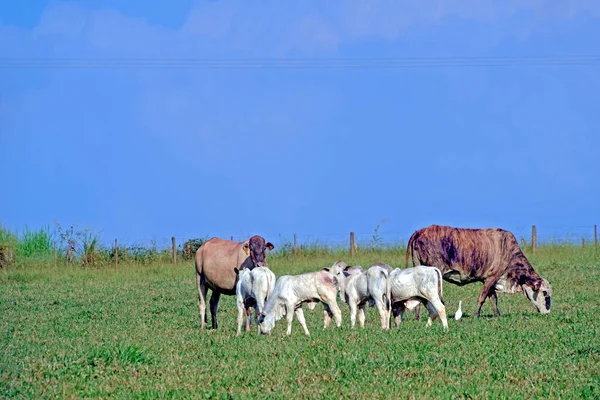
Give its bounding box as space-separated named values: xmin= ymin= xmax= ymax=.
xmin=195 ymin=241 xmax=205 ymax=276
xmin=435 ymin=267 xmax=445 ymax=305
xmin=266 ymin=271 xmax=272 ymax=302
xmin=385 ymin=270 xmax=392 ymax=312
xmin=405 ymin=231 xmax=417 ymax=268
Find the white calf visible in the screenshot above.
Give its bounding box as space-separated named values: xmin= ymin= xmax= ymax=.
xmin=389 ymin=265 xmax=448 ymax=330
xmin=329 ymin=261 xmax=391 ymax=329
xmin=257 ymin=268 xmax=342 ymax=336
xmin=235 ymin=266 xmax=276 ymax=336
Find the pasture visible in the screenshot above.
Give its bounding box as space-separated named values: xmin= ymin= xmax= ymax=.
xmin=1 ymin=246 xmax=599 ymax=398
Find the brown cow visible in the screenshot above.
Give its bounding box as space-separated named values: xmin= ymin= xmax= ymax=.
xmin=405 ymin=224 xmax=552 ymax=318
xmin=195 ymin=235 xmax=274 ymax=329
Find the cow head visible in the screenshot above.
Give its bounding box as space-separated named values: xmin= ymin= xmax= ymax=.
xmin=522 ymin=278 xmax=552 ymax=314
xmin=257 ymin=312 xmax=271 ymax=335
xmin=257 ymin=309 xmax=279 ymax=335
xmin=327 ymin=260 xmax=363 ymax=279
xmin=243 ymin=235 xmax=274 ymax=269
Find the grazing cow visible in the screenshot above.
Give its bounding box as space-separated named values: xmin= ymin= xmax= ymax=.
xmin=389 ymin=265 xmax=448 ymax=330
xmin=235 ymin=266 xmax=276 ymax=336
xmin=406 ymin=224 xmax=552 ymax=318
xmin=195 ymin=235 xmax=274 ymax=329
xmin=329 ymin=261 xmax=391 ymax=329
xmin=257 ymin=268 xmax=342 ymax=336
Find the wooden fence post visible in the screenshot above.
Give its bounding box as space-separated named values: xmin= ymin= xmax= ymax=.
xmin=582 ymin=238 xmax=585 ymax=248
xmin=114 ymin=239 xmax=118 ymax=268
xmin=172 ymin=236 xmax=177 ymax=265
xmin=595 ymin=225 xmax=597 ymax=246
xmin=350 ymin=232 xmax=355 ymax=258
xmin=532 ymin=225 xmax=537 ymax=254
xmin=231 ymin=235 xmax=234 ymax=241
xmin=293 ymin=234 xmax=297 ymax=253
xmin=53 ymin=241 xmax=57 ymax=266
xmin=520 ymin=238 xmax=526 ymax=250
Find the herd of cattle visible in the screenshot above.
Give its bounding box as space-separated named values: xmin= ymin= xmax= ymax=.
xmin=194 ymin=224 xmax=553 ymax=335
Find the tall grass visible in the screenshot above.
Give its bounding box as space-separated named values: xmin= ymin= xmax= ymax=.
xmin=15 ymin=226 xmax=53 ymax=258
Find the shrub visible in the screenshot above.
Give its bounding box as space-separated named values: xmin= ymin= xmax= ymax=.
xmin=0 ymin=224 xmax=18 ymax=268
xmin=181 ymin=238 xmax=206 ymax=260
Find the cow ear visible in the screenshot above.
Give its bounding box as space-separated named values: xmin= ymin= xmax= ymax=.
xmin=343 ymin=266 xmax=352 ymax=272
xmin=322 ymin=267 xmax=330 ymax=272
xmin=243 ymin=242 xmax=249 ymax=255
xmin=266 ymin=242 xmax=274 ymax=251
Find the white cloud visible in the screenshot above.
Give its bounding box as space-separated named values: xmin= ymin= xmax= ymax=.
xmin=33 ymin=2 xmax=87 ymax=37
xmin=1 ymin=0 xmax=598 ymax=59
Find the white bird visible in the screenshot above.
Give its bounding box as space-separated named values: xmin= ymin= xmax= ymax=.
xmin=455 ymin=300 xmax=463 ymax=321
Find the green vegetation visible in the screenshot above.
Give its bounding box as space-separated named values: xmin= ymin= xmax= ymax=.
xmin=14 ymin=226 xmax=53 ymax=258
xmin=0 ymin=224 xmax=210 ymax=268
xmin=1 ymin=230 xmax=599 ymax=398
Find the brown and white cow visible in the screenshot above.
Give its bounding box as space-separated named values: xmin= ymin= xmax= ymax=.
xmin=405 ymin=224 xmax=552 ymax=318
xmin=195 ymin=235 xmax=274 ymax=329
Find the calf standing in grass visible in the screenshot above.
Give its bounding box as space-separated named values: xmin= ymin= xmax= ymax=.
xmin=389 ymin=265 xmax=448 ymax=330
xmin=257 ymin=268 xmax=342 ymax=336
xmin=329 ymin=261 xmax=391 ymax=329
xmin=235 ymin=266 xmax=276 ymax=336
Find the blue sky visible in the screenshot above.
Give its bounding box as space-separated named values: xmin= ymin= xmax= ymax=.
xmin=1 ymin=1 xmax=599 ymax=247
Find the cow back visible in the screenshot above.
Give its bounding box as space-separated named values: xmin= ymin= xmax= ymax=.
xmin=408 ymin=225 xmax=534 ymax=282
xmin=196 ymin=237 xmax=251 ymax=293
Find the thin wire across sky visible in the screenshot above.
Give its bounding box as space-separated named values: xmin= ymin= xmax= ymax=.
xmin=1 ymin=55 xmax=599 ymax=69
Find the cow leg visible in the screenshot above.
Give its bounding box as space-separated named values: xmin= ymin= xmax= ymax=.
xmin=374 ymin=298 xmax=389 ymax=330
xmin=475 ymin=278 xmax=497 ymax=318
xmin=392 ymin=303 xmax=405 ymax=328
xmin=294 ymin=307 xmax=311 ymax=336
xmin=358 ymin=304 xmax=366 ymax=328
xmin=285 ymin=303 xmax=295 ymax=335
xmin=255 ymin=298 xmax=266 ymax=334
xmin=245 ymin=308 xmax=252 ymax=332
xmin=488 ymin=291 xmax=501 ymax=317
xmin=349 ymin=302 xmax=358 ymax=328
xmin=209 ymin=291 xmax=221 ymax=329
xmin=326 ymin=299 xmax=343 ymax=328
xmin=323 ymin=305 xmax=332 ymax=329
xmin=426 ymin=299 xmax=448 ymax=330
xmin=197 ymin=274 xmax=208 ymax=329
xmin=414 ymin=303 xmax=421 ymax=321
xmin=236 ymin=298 xmax=245 ymax=336
xmin=424 ymin=301 xmax=438 ymax=327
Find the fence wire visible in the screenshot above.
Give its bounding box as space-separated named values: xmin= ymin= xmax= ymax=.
xmin=100 ymin=225 xmax=598 ymax=252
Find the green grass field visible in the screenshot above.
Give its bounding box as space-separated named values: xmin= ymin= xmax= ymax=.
xmin=1 ymin=246 xmax=599 ymax=399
